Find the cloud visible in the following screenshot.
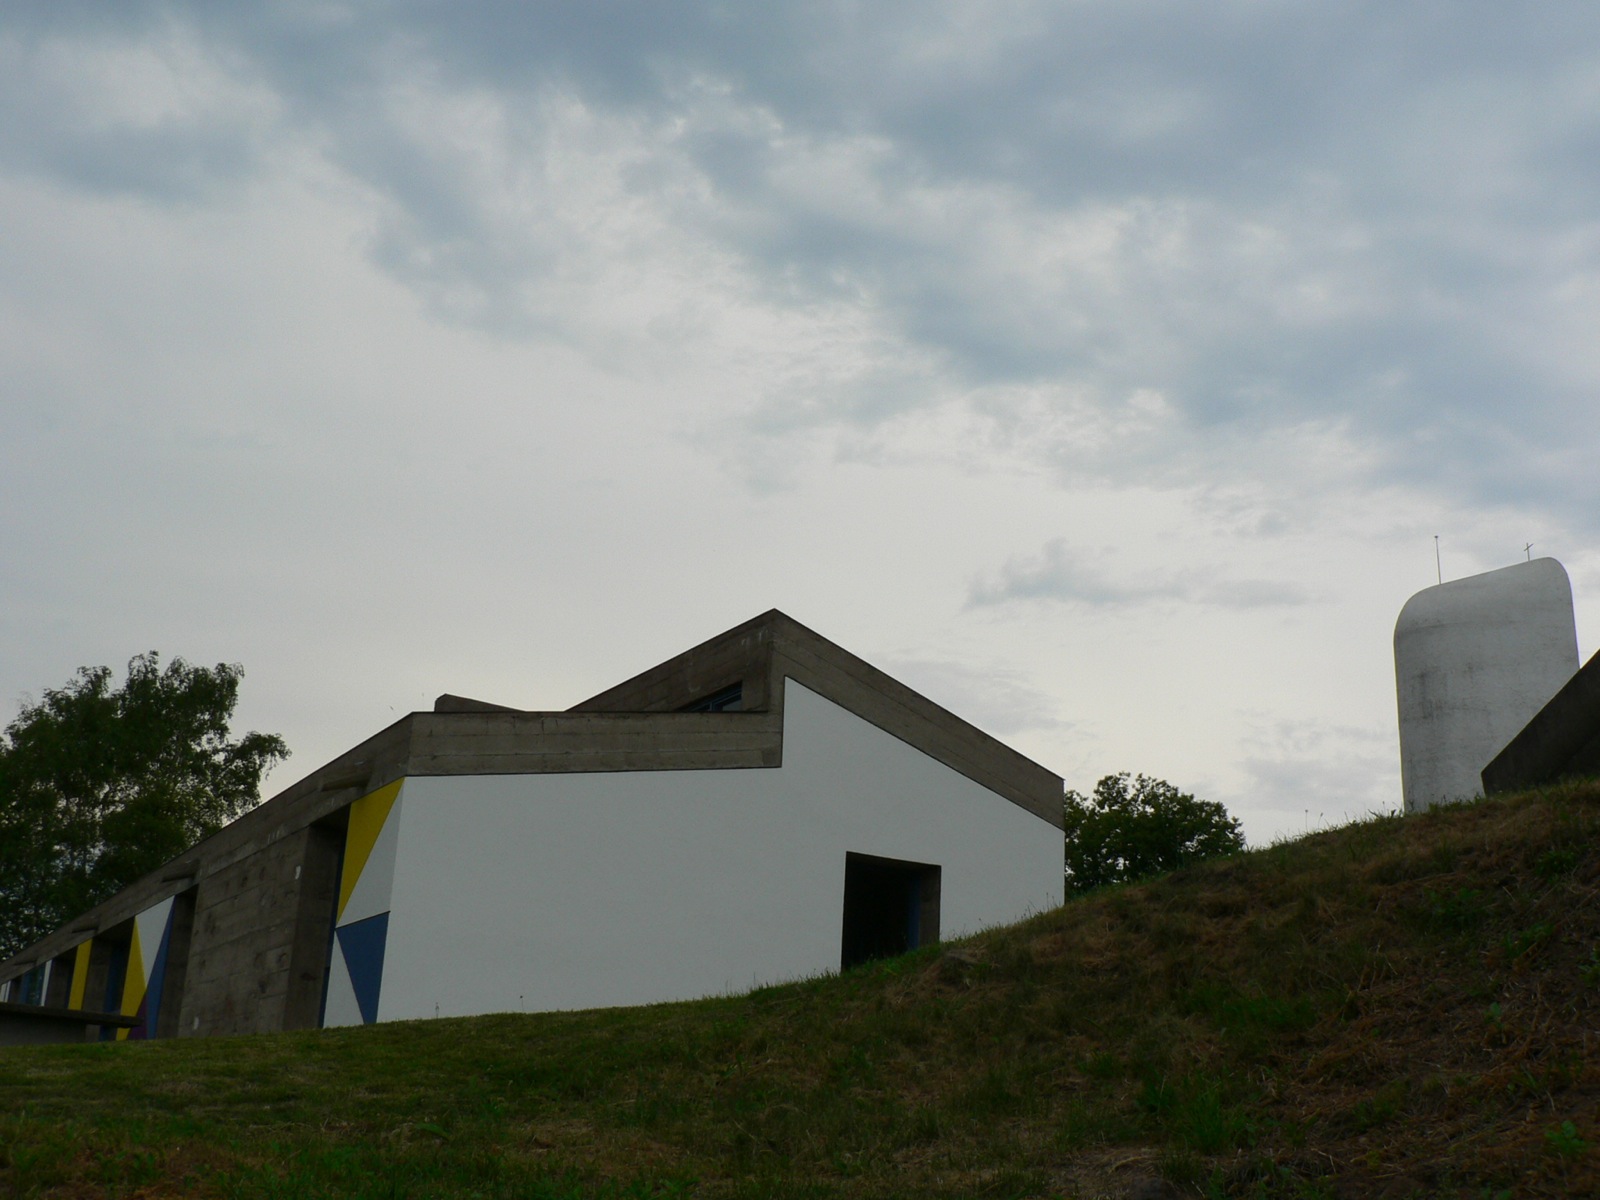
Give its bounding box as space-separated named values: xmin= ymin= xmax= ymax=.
xmin=969 ymin=539 xmax=1313 ymax=610
xmin=879 ymin=656 xmax=1072 ymax=739
xmin=0 ymin=20 xmax=279 ymax=201
xmin=1233 ymin=717 xmax=1402 ymax=837
xmin=2 ymin=3 xmax=1596 ymax=537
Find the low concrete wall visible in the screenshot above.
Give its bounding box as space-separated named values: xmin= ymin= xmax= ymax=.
xmin=0 ymin=1001 xmax=136 ymax=1047
xmin=176 ymin=825 xmax=330 ymax=1037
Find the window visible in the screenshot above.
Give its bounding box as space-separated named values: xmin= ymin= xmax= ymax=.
xmin=683 ymin=683 xmax=743 ymax=712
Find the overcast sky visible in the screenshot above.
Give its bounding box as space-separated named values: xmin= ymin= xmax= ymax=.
xmin=4 ymin=2 xmax=1598 ymax=844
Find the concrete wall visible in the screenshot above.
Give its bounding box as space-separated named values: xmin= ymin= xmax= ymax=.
xmin=1482 ymin=648 xmax=1600 ymax=794
xmin=1394 ymin=558 xmax=1580 ymax=812
xmin=176 ymin=823 xmax=338 ymax=1037
xmin=364 ymin=679 xmax=1061 ymax=1021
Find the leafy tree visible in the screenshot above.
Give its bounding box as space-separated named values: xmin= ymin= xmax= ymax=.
xmin=0 ymin=654 xmax=288 ymax=958
xmin=1063 ymin=772 xmax=1245 ymax=895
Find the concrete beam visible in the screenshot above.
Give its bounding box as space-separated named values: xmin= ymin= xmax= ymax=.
xmin=0 ymin=1000 xmax=137 ymax=1046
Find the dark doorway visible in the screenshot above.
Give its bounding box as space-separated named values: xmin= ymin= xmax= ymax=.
xmin=840 ymin=852 xmax=941 ymax=970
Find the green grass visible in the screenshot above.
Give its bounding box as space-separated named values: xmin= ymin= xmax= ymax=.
xmin=4 ymin=783 xmax=1600 ymax=1198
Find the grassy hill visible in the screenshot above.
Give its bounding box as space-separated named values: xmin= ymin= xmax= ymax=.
xmin=3 ymin=784 xmax=1599 ymax=1199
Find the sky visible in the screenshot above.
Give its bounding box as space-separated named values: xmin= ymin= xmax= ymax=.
xmin=3 ymin=2 xmax=1599 ymax=846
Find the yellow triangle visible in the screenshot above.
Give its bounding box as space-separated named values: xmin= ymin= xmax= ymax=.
xmin=68 ymin=940 xmax=91 ymax=1010
xmin=338 ymin=780 xmax=403 ymax=921
xmin=117 ymin=925 xmax=146 ymax=1039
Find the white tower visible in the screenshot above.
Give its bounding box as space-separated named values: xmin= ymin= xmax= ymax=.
xmin=1394 ymin=558 xmax=1579 ymax=813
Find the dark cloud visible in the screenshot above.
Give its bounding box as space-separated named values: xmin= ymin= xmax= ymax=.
xmin=5 ymin=2 xmax=1600 ymax=524
xmin=0 ymin=20 xmax=270 ymax=201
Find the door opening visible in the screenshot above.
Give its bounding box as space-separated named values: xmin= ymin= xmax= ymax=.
xmin=840 ymin=852 xmax=940 ymax=970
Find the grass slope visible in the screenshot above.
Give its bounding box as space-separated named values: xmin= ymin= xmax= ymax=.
xmin=4 ymin=785 xmax=1600 ymax=1199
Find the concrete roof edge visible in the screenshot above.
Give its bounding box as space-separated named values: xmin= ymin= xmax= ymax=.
xmin=0 ymin=714 xmax=418 ymax=981
xmin=568 ymin=609 xmax=783 ymax=713
xmin=762 ymin=614 xmax=1065 ymax=828
xmin=564 ymin=607 xmax=1063 ymax=826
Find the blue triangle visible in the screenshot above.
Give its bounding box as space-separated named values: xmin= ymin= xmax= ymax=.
xmin=139 ymin=906 xmax=178 ymax=1041
xmin=336 ymin=912 xmax=389 ymax=1025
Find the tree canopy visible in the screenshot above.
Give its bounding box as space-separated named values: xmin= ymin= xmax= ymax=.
xmin=1063 ymin=772 xmax=1246 ymax=895
xmin=0 ymin=654 xmax=288 ymax=959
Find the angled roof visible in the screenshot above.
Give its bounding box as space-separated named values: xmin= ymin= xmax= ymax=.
xmin=573 ymin=609 xmax=1063 ymax=826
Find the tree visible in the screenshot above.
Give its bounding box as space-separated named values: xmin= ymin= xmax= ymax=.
xmin=1063 ymin=772 xmax=1245 ymax=895
xmin=0 ymin=654 xmax=288 ymax=958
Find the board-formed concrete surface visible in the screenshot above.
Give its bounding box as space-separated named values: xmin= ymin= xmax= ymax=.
xmin=1482 ymin=648 xmax=1600 ymax=795
xmin=1394 ymin=558 xmax=1579 ymax=812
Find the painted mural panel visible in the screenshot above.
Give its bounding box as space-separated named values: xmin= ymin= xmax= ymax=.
xmin=2 ymin=968 xmax=37 ymax=1005
xmin=322 ymin=780 xmax=403 ymax=1028
xmin=117 ymin=896 xmax=176 ymax=1040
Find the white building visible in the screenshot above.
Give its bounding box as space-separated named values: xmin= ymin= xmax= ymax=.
xmin=2 ymin=611 xmax=1064 ymax=1041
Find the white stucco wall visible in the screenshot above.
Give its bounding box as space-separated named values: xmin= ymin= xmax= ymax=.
xmin=1394 ymin=557 xmax=1579 ymax=813
xmin=374 ymin=679 xmax=1061 ymax=1020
